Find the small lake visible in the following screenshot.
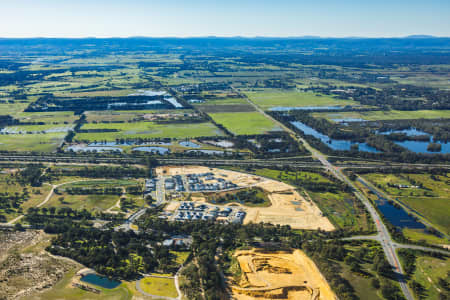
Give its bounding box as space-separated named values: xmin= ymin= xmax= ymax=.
xmin=67 ymin=145 xmax=123 ymax=152
xmin=133 ymin=146 xmax=170 ymax=154
xmin=290 ymin=121 xmax=380 ymax=153
xmin=394 ymin=140 xmax=450 ymax=154
xmin=358 ymin=179 xmax=425 ymax=229
xmin=80 ymin=274 xmax=121 ymax=289
xmin=179 ymin=141 xmax=201 ymax=148
xmin=164 ymin=97 xmax=184 ymax=108
xmin=270 ymin=106 xmax=345 ymax=111
xmin=376 ymin=128 xmax=450 ymax=154
xmin=378 ymin=128 xmax=429 ymax=136
xmin=128 ymin=90 xmax=167 ymax=96
xmin=89 ymin=141 xmax=134 ymax=146
xmin=186 ymin=149 xmax=226 ymax=155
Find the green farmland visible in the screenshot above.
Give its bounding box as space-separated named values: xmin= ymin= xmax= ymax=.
xmin=75 ymin=121 xmax=224 ymax=141
xmin=0 ymin=132 xmax=67 ymax=152
xmin=208 ymin=111 xmax=280 ymax=135
xmin=313 ymin=110 xmax=450 ymax=121
xmin=245 ymin=89 xmax=357 ymax=109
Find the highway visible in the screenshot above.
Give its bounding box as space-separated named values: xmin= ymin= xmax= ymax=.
xmin=236 ymin=87 xmax=417 ymax=300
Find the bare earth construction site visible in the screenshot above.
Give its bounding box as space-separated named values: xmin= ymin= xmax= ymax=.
xmin=230 ymin=248 xmax=336 ymax=300
xmin=156 ymin=166 xmax=334 ymax=231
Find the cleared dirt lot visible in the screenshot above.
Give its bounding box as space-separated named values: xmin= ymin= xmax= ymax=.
xmin=156 ymin=166 xmax=334 ymax=231
xmin=230 ymin=248 xmax=336 ymax=300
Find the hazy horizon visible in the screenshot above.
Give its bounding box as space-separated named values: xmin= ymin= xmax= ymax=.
xmin=1 ymin=0 xmax=450 ymax=38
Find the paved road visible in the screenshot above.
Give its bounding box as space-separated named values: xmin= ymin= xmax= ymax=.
xmin=0 ymin=155 xmax=448 ymax=170
xmin=235 ymin=87 xmax=416 ymax=300
xmin=344 ymin=235 xmax=450 ymax=255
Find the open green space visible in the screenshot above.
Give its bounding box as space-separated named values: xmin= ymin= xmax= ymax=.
xmin=0 ymin=172 xmax=52 ymax=221
xmin=2 ymin=124 xmax=74 ymax=133
xmin=32 ymin=268 xmax=137 ymax=300
xmin=313 ymin=109 xmax=450 ymax=121
xmin=207 ymin=187 xmax=271 ymax=207
xmin=84 ymin=109 xmax=195 ymax=123
xmin=0 ymin=132 xmax=66 ymax=152
xmin=245 ymin=89 xmax=357 ymax=109
xmin=403 ymin=228 xmax=449 ymax=245
xmin=409 ymin=254 xmax=450 ymax=300
xmin=44 ymin=194 xmax=120 ymax=212
xmin=15 ymin=111 xmax=77 ymax=124
xmin=139 ymin=277 xmax=178 ymax=298
xmin=76 ymin=121 xmax=224 ymax=141
xmin=0 ymin=102 xmax=30 ymax=116
xmin=208 ymin=111 xmax=280 ymax=135
xmin=171 ymin=251 xmax=190 ymax=265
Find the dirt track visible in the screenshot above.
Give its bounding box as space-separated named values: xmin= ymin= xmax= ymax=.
xmin=230 ymin=248 xmax=336 ymax=300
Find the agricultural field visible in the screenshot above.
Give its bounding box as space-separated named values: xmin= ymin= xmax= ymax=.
xmin=75 ymin=121 xmax=224 ymax=141
xmin=313 ymin=110 xmax=450 ymax=122
xmin=245 ymin=89 xmax=358 ymax=109
xmin=208 ymin=111 xmax=281 ymax=135
xmin=362 ymin=172 xmax=450 ymax=235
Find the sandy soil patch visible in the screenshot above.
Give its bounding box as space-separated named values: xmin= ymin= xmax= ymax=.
xmin=165 ymin=201 xmax=180 ymax=211
xmin=244 ymin=190 xmax=334 ymax=231
xmin=156 ymin=166 xmax=334 ymax=231
xmin=191 ymin=196 xmax=207 ymax=202
xmin=230 ymin=248 xmax=336 ymax=300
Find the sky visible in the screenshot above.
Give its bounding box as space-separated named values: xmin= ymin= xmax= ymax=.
xmin=1 ymin=0 xmax=449 ymax=38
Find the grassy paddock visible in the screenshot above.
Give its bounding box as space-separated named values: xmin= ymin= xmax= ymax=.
xmin=313 ymin=110 xmax=450 ymax=121
xmin=139 ymin=277 xmax=178 ymax=298
xmin=245 ymin=89 xmax=357 ymax=109
xmin=208 ymin=111 xmax=280 ymax=135
xmin=76 ymin=121 xmax=224 ymax=141
xmin=0 ymin=133 xmax=66 ymax=152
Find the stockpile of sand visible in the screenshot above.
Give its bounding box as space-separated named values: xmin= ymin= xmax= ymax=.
xmin=230 ymin=248 xmax=336 ymax=300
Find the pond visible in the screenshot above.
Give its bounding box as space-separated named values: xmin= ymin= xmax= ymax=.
xmin=133 ymin=146 xmax=170 ymax=154
xmin=179 ymin=141 xmax=201 ymax=148
xmin=357 ymin=179 xmax=425 ymax=229
xmin=186 ymin=149 xmax=226 ymax=155
xmin=270 ymin=106 xmax=345 ymax=111
xmin=394 ymin=140 xmax=450 ymax=154
xmin=378 ymin=128 xmax=429 ymax=136
xmin=290 ymin=121 xmax=380 ymax=153
xmin=375 ymin=128 xmax=450 ymax=154
xmin=164 ymin=97 xmax=184 ymax=108
xmin=80 ymin=274 xmax=121 ymax=289
xmin=128 ymin=90 xmax=167 ymax=96
xmin=66 ymin=145 xmax=123 ymax=152
xmin=89 ymin=141 xmax=134 ymax=146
